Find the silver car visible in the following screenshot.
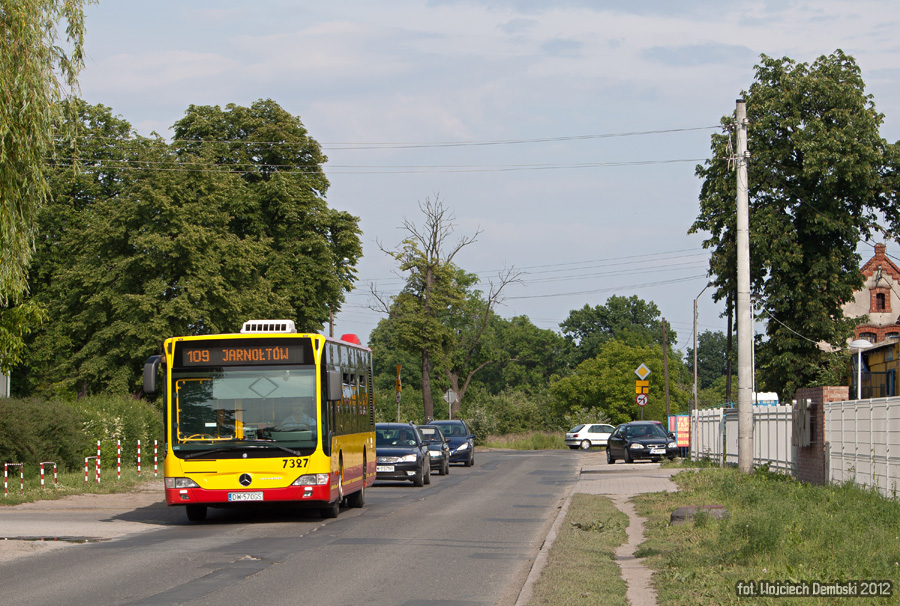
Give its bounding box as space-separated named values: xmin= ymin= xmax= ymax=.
xmin=565 ymin=423 xmax=615 ymax=450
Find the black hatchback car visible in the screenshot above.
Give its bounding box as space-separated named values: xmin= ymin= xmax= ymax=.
xmin=375 ymin=423 xmax=430 ymax=486
xmin=417 ymin=425 xmax=451 ymax=476
xmin=606 ymin=421 xmax=677 ymax=464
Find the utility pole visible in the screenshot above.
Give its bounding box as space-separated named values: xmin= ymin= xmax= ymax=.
xmin=735 ymin=99 xmax=754 ymax=473
xmin=662 ymin=318 xmax=670 ymax=420
xmin=692 ymin=283 xmax=710 ymax=412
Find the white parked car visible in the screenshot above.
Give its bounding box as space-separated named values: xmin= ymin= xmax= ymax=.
xmin=565 ymin=424 xmax=616 ymax=450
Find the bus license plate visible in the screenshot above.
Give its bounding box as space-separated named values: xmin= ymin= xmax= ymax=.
xmin=376 ymin=465 xmax=394 ymax=473
xmin=228 ymin=491 xmax=263 ymax=502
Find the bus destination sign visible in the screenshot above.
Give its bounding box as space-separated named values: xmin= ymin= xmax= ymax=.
xmin=181 ymin=345 xmax=306 ymax=367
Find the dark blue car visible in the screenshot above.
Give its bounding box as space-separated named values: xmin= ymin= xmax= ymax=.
xmin=427 ymin=420 xmax=475 ymax=467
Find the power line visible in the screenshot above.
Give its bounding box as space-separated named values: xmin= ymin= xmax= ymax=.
xmin=76 ymin=125 xmax=721 ymax=150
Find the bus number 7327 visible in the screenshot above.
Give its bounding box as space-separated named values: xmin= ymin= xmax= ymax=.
xmin=143 ymin=319 xmax=375 ymax=522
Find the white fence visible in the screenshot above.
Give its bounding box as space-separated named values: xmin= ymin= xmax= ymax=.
xmin=825 ymin=396 xmax=900 ymax=499
xmin=692 ymin=405 xmax=795 ymax=474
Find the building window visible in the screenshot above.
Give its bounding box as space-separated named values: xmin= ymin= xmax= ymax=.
xmin=860 ymin=332 xmax=878 ymax=343
xmin=876 ymin=293 xmax=886 ymax=311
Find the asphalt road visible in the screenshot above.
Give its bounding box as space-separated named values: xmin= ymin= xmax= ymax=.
xmin=0 ymin=450 xmax=581 ymax=606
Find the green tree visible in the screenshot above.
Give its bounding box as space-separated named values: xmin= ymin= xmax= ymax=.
xmin=690 ymin=50 xmax=900 ymax=398
xmin=472 ymin=315 xmax=569 ymax=394
xmin=550 ymin=340 xmax=690 ymax=425
xmin=560 ymin=295 xmax=672 ymax=366
xmin=0 ymin=0 xmax=92 ymax=372
xmin=373 ymin=195 xmax=517 ymax=420
xmin=0 ymin=0 xmax=91 ymax=303
xmin=686 ymin=330 xmax=730 ymax=390
xmin=19 ymin=100 xmax=362 ymax=396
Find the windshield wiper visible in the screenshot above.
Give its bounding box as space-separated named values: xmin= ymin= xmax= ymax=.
xmin=182 ymin=441 xmax=302 ymax=459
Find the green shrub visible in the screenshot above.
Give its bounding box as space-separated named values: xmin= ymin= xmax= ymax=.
xmin=0 ymin=398 xmax=91 ymax=472
xmin=65 ymin=394 xmax=163 ymax=470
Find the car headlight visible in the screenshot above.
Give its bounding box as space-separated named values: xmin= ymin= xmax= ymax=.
xmin=291 ymin=473 xmax=329 ymax=486
xmin=429 ymin=451 xmax=442 ymax=457
xmin=165 ymin=477 xmax=200 ymax=489
xmin=668 ymin=441 xmax=677 ymax=449
xmin=457 ymin=442 xmax=469 ymax=452
xmin=398 ymin=454 xmax=418 ymax=462
xmin=629 ymin=443 xmax=645 ymax=449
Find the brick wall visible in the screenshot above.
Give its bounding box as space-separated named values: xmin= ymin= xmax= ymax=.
xmin=794 ymin=386 xmax=848 ymax=484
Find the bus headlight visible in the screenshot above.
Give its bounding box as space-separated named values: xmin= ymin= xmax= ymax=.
xmin=292 ymin=473 xmax=330 ymax=486
xmin=165 ymin=477 xmax=200 ymax=489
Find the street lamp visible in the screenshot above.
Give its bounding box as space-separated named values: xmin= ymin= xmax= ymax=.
xmin=849 ymin=339 xmax=873 ymax=400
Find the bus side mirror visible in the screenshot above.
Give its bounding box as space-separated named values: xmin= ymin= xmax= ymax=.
xmin=143 ymin=355 xmax=162 ymax=394
xmin=325 ymin=370 xmax=341 ymax=401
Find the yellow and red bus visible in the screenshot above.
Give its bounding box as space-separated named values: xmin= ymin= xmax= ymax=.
xmin=143 ymin=319 xmax=374 ymax=521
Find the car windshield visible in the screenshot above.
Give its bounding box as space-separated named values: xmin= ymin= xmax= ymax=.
xmin=624 ymin=424 xmax=668 ymax=439
xmin=377 ymin=427 xmax=418 ymax=446
xmin=434 ymin=423 xmax=466 ymax=437
xmin=418 ymin=428 xmax=440 ymax=441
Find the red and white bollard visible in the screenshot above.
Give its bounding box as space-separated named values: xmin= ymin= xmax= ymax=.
xmin=39 ymin=461 xmax=57 ymax=489
xmin=137 ymin=440 xmax=142 ymax=476
xmin=117 ymin=439 xmax=121 ymax=480
xmin=154 ymin=440 xmax=158 ymax=477
xmin=96 ymin=440 xmax=101 ymax=483
xmin=4 ymin=463 xmax=24 ymax=495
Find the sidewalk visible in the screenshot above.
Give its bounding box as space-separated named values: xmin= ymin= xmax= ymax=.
xmin=516 ymin=460 xmax=680 ymax=606
xmin=0 ymin=480 xmax=168 ymax=562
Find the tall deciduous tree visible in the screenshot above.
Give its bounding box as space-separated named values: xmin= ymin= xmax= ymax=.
xmin=19 ymin=100 xmax=362 ymax=396
xmin=0 ymin=0 xmax=91 ymax=302
xmin=373 ymin=195 xmax=517 ymax=420
xmin=690 ymin=50 xmax=900 ymax=398
xmin=560 ymin=295 xmax=672 ymax=366
xmin=372 ymin=196 xmax=478 ymax=421
xmin=0 ymin=0 xmax=92 ymax=372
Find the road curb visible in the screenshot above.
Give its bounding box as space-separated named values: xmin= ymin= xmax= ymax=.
xmin=513 ymin=469 xmax=577 ymax=606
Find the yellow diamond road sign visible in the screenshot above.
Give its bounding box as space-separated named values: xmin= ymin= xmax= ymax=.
xmin=635 ymin=363 xmax=651 ymax=380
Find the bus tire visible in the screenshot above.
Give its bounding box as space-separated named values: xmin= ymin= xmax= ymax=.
xmin=320 ymin=499 xmax=340 ymax=518
xmin=185 ymin=504 xmax=207 ymax=522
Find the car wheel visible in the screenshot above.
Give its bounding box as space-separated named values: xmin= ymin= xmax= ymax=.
xmin=606 ymin=448 xmax=615 ymax=464
xmin=624 ymin=449 xmax=633 ymax=464
xmin=465 ymin=451 xmax=474 ymax=467
xmin=443 ymin=458 xmax=450 ymax=475
xmin=424 ymin=463 xmax=431 ymax=485
xmin=413 ymin=463 xmax=425 ymax=487
xmin=579 ymin=439 xmax=591 ymax=450
xmin=185 ymin=504 xmax=207 ymax=522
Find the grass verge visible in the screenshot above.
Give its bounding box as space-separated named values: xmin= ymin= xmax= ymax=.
xmin=0 ymin=468 xmax=159 ymax=506
xmin=483 ymin=431 xmax=568 ymax=450
xmin=634 ymin=466 xmax=900 ymax=605
xmin=527 ymin=492 xmax=630 ymax=606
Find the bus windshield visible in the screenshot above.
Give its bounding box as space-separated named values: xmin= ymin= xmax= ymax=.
xmin=172 ymin=366 xmax=318 ymax=457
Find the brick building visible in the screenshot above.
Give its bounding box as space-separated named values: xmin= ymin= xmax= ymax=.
xmin=842 ymin=243 xmax=900 ymax=343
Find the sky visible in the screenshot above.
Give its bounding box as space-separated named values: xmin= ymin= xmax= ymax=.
xmin=75 ymin=0 xmax=900 ymax=356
